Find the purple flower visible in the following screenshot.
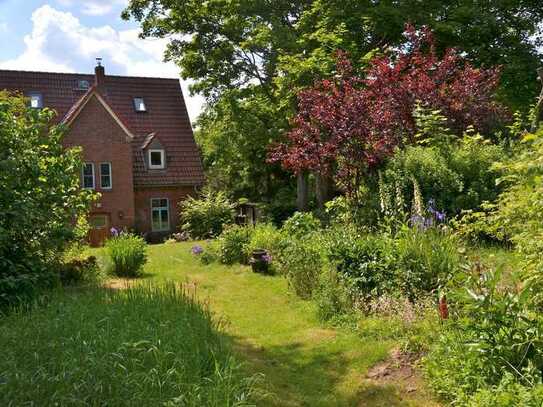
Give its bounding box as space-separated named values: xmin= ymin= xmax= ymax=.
xmin=435 ymin=211 xmax=446 ymax=222
xmin=191 ymin=245 xmax=204 ymax=255
xmin=110 ymin=227 xmax=119 ymax=237
xmin=262 ymin=254 xmax=272 ymax=264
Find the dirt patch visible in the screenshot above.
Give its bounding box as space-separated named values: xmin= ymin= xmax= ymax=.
xmin=103 ymin=279 xmax=136 ymax=290
xmin=365 ymin=348 xmax=423 ymax=395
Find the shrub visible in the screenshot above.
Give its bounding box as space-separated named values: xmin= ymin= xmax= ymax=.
xmin=281 ymin=212 xmax=321 ymax=238
xmin=326 ymin=228 xmax=397 ymax=301
xmin=382 ymin=131 xmax=504 ymax=219
xmin=0 ymin=284 xmax=257 ymax=405
xmin=0 ymin=92 xmax=95 ymax=308
xmin=180 ymin=189 xmax=235 ymax=239
xmin=199 ymin=241 xmax=221 ymax=265
xmin=278 ymin=234 xmax=325 ymax=299
xmin=425 ymin=268 xmax=543 ymax=405
xmin=314 ymin=267 xmax=352 ymax=322
xmin=217 ymin=225 xmax=252 ymax=265
xmin=244 ymin=224 xmax=285 ymax=267
xmin=395 ymin=227 xmax=461 ymax=300
xmin=105 ymin=233 xmax=147 ymax=277
xmin=59 ymin=256 xmax=100 ymax=285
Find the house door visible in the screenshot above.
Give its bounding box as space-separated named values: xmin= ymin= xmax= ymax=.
xmin=88 ymin=214 xmax=110 ymax=247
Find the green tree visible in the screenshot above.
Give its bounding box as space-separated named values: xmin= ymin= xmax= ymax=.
xmin=123 ymin=0 xmax=542 ymax=201
xmin=0 ymin=92 xmax=95 ymax=307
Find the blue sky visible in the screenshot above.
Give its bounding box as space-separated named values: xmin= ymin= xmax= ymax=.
xmin=0 ymin=0 xmax=204 ymax=122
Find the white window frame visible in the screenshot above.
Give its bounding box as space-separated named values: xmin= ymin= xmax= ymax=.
xmin=29 ymin=93 xmax=43 ymax=109
xmin=82 ymin=163 xmax=95 ymax=189
xmin=151 ymin=198 xmax=170 ymax=232
xmin=100 ymin=162 xmax=112 ymax=190
xmin=134 ymin=97 xmax=147 ymax=112
xmin=148 ymin=149 xmax=165 ymax=169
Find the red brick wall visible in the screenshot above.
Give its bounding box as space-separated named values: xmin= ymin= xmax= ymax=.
xmin=134 ymin=186 xmax=196 ymax=238
xmin=63 ymin=95 xmax=136 ymax=231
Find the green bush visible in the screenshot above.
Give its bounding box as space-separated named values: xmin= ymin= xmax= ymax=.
xmin=180 ymin=189 xmax=235 ymax=239
xmin=395 ymin=227 xmax=461 ymax=300
xmin=0 ymin=92 xmax=95 ymax=309
xmin=425 ymin=268 xmax=543 ymax=405
xmin=105 ymin=233 xmax=147 ymax=277
xmin=0 ymin=284 xmax=257 ymax=405
xmin=382 ymin=131 xmax=504 ymax=219
xmin=217 ymin=225 xmax=252 ymax=264
xmin=59 ymin=256 xmax=100 ymax=285
xmin=278 ymin=234 xmax=325 ymax=299
xmin=314 ymin=267 xmax=352 ymax=322
xmin=326 ymin=228 xmax=397 ymax=301
xmin=244 ymin=224 xmax=285 ymax=268
xmin=281 ymin=211 xmax=321 ymax=238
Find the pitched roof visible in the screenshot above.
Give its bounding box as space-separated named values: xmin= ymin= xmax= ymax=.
xmin=0 ymin=69 xmax=205 ymax=187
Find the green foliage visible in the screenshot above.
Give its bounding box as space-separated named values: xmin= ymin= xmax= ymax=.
xmin=59 ymin=256 xmax=100 ymax=286
xmin=326 ymin=228 xmax=398 ymax=301
xmin=383 ymin=128 xmax=505 ymax=218
xmin=105 ymin=233 xmax=147 ymax=278
xmin=180 ymin=189 xmax=235 ymax=239
xmin=281 ymin=211 xmax=321 ymax=238
xmin=244 ymin=224 xmax=284 ymax=265
xmin=278 ymin=234 xmax=325 ymax=299
xmin=0 ymin=92 xmax=95 ymax=308
xmin=0 ymin=284 xmax=256 ymax=405
xmin=217 ymin=225 xmax=252 ymax=265
xmin=395 ymin=227 xmax=462 ymax=300
xmin=314 ymin=267 xmax=352 ymax=322
xmin=124 ymin=0 xmax=540 ymax=202
xmin=425 ymin=268 xmax=543 ymax=405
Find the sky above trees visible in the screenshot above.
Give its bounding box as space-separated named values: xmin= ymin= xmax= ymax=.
xmin=0 ymin=0 xmax=204 ymax=122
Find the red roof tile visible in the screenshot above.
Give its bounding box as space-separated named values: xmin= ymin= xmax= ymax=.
xmin=0 ymin=69 xmax=205 ymax=187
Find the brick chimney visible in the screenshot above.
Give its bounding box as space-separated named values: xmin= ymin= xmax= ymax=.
xmin=94 ymin=57 xmax=105 ymax=90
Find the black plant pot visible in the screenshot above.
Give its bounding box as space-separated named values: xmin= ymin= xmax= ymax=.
xmin=250 ymin=249 xmax=270 ymax=274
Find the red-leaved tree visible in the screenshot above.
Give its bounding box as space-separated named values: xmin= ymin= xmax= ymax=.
xmin=269 ymin=25 xmax=505 ymax=198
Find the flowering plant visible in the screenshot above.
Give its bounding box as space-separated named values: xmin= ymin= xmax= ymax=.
xmin=191 ymin=245 xmax=204 ymax=255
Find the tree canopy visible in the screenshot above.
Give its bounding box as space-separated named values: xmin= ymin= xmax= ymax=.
xmin=123 ymin=0 xmax=543 ymax=205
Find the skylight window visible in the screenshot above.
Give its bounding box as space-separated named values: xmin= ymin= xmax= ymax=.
xmin=133 ymin=97 xmax=147 ymax=112
xmin=29 ymin=93 xmax=43 ymax=109
xmin=77 ymin=79 xmax=90 ymax=90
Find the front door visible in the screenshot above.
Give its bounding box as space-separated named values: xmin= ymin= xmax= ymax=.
xmin=88 ymin=214 xmax=110 ymax=247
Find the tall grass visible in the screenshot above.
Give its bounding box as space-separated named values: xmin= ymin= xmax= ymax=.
xmin=0 ymin=284 xmax=256 ymax=406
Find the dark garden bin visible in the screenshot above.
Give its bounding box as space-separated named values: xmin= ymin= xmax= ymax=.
xmin=250 ymin=249 xmax=271 ymax=274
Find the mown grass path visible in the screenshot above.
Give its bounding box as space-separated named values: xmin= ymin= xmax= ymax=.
xmin=99 ymin=242 xmax=438 ymax=406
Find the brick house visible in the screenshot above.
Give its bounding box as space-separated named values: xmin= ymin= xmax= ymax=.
xmin=0 ymin=63 xmax=205 ymax=245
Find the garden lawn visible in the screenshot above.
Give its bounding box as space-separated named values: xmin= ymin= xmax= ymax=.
xmin=98 ymin=242 xmax=439 ymax=406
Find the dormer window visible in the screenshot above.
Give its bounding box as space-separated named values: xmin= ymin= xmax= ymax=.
xmin=29 ymin=93 xmax=43 ymax=109
xmin=133 ymin=97 xmax=146 ymax=112
xmin=148 ymin=149 xmax=165 ymax=169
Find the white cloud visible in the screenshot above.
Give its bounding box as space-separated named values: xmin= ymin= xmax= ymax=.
xmin=56 ymin=0 xmax=129 ymax=16
xmin=0 ymin=22 xmax=8 ymax=33
xmin=0 ymin=5 xmax=204 ymax=122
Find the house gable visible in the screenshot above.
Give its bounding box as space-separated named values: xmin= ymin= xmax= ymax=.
xmin=62 ymin=88 xmax=135 ymax=142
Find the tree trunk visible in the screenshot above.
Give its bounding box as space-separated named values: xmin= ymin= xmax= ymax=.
xmin=316 ymin=173 xmax=333 ymax=210
xmin=531 ymin=67 xmax=543 ymax=132
xmin=296 ymin=171 xmax=309 ymax=211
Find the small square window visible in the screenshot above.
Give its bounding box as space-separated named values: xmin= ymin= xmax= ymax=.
xmin=29 ymin=93 xmax=43 ymax=109
xmin=148 ymin=149 xmax=165 ymax=169
xmin=134 ymin=97 xmax=146 ymax=112
xmin=78 ymin=80 xmax=90 ymax=90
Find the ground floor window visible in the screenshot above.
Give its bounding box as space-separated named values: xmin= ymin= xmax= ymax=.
xmin=151 ymin=198 xmax=170 ymax=231
xmin=89 ymin=214 xmax=108 ymax=229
